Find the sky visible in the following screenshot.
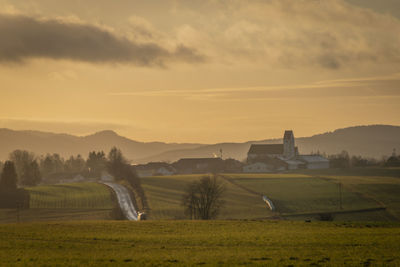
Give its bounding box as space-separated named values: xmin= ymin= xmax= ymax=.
xmin=0 ymin=0 xmax=399 ymax=143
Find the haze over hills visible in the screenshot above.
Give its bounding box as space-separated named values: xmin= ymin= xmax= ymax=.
xmin=135 ymin=125 xmax=400 ymax=163
xmin=0 ymin=129 xmax=203 ymax=162
xmin=0 ymin=125 xmax=398 ymax=163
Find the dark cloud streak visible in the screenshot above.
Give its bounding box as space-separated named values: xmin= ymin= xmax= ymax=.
xmin=0 ymin=14 xmax=204 ymax=65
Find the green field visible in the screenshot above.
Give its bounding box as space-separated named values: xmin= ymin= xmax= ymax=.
xmin=0 ymin=183 xmax=116 ymax=223
xmin=142 ymin=170 xmax=400 ymax=221
xmin=0 ymin=220 xmax=399 ymax=266
xmin=316 ymin=174 xmax=400 ymax=220
xmin=141 ymin=175 xmax=272 ymax=220
xmin=228 ymin=174 xmax=378 ymax=212
xmin=27 ymin=182 xmax=114 ymax=209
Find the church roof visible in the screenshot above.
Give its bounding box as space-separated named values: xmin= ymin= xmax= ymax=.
xmin=284 ymin=130 xmax=294 ymax=140
xmin=248 ymin=144 xmax=284 ymax=155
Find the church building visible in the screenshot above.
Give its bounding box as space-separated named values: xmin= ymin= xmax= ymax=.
xmin=244 ymin=130 xmax=329 ymax=172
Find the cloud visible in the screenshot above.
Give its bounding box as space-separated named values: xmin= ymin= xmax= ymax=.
xmin=109 ymin=73 xmax=400 ymax=101
xmin=0 ymin=13 xmax=205 ymax=66
xmin=167 ymin=0 xmax=400 ymax=70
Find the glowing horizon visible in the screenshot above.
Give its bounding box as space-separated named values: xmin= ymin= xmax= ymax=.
xmin=1 ymin=0 xmax=399 ymax=143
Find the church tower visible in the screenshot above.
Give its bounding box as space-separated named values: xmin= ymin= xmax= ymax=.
xmin=283 ymin=130 xmax=295 ymax=159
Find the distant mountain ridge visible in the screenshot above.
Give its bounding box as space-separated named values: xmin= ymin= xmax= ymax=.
xmin=0 ymin=125 xmax=399 ymax=163
xmin=136 ymin=125 xmax=400 ymax=163
xmin=0 ymin=128 xmax=203 ymax=162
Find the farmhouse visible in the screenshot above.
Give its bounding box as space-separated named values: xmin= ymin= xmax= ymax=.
xmin=173 ymin=158 xmax=224 ymax=174
xmin=134 ymin=162 xmax=176 ymax=177
xmin=244 ymin=130 xmax=329 ymax=172
xmin=298 ymin=155 xmax=329 ymax=169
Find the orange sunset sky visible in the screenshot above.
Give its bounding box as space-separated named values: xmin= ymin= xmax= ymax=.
xmin=0 ymin=0 xmax=399 ymax=143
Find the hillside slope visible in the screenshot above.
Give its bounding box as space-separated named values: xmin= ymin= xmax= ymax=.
xmin=0 ymin=129 xmax=203 ymax=161
xmin=0 ymin=125 xmax=398 ymax=163
xmin=137 ymin=125 xmax=400 ymax=162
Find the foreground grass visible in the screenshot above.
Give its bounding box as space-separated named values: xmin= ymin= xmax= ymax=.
xmin=141 ymin=175 xmax=271 ymax=220
xmin=0 ymin=220 xmax=399 ymax=266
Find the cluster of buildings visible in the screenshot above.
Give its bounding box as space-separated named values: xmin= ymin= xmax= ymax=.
xmin=134 ymin=130 xmax=329 ymax=177
xmin=244 ymin=130 xmax=329 ymax=172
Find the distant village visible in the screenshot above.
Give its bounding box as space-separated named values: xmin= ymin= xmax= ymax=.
xmin=134 ymin=130 xmax=329 ymax=177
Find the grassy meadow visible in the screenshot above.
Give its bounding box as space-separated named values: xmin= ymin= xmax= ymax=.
xmin=0 ymin=182 xmax=116 ymax=223
xmin=27 ymin=182 xmax=115 ymax=209
xmin=0 ymin=220 xmax=399 ymax=266
xmin=141 ymin=169 xmax=400 ymax=221
xmin=141 ymin=175 xmax=272 ymax=220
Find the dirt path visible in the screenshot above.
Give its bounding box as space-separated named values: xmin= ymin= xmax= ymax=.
xmin=100 ymin=182 xmax=138 ymax=221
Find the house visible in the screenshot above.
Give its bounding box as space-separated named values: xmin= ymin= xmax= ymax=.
xmin=244 ymin=130 xmax=328 ymax=172
xmin=244 ymin=157 xmax=288 ymax=173
xmin=284 ymin=159 xmax=307 ymax=170
xmin=243 ymin=162 xmax=273 ymax=173
xmin=298 ymin=155 xmax=330 ymax=169
xmin=173 ymin=158 xmax=223 ymax=174
xmin=134 ymin=162 xmax=176 ymax=177
xmin=247 ymin=144 xmax=284 ymax=162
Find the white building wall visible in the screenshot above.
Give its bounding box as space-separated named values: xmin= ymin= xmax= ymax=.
xmin=243 ymin=162 xmax=272 ymax=173
xmin=307 ymin=162 xmax=329 ymax=169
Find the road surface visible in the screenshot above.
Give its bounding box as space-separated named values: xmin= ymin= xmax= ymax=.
xmin=101 ymin=182 xmax=138 ymax=221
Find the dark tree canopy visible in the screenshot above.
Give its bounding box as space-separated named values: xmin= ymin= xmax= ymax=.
xmin=64 ymin=154 xmax=86 ymax=173
xmin=182 ymin=175 xmax=225 ymax=220
xmin=107 ymin=147 xmax=127 ymax=180
xmin=20 ymin=160 xmax=42 ymax=186
xmin=9 ymin=149 xmax=35 ymax=180
xmin=0 ymin=161 xmax=18 ymax=190
xmin=86 ymin=151 xmax=107 ymax=178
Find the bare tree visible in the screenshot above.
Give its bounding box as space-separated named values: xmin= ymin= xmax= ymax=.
xmin=182 ymin=175 xmax=225 ymax=220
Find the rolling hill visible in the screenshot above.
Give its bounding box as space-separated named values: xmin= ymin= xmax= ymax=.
xmin=138 ymin=125 xmax=400 ymax=162
xmin=0 ymin=128 xmax=203 ymax=162
xmin=0 ymin=125 xmax=399 ymax=163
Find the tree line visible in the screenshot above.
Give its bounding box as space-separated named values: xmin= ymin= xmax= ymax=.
xmin=326 ymin=150 xmax=399 ymax=168
xmin=0 ymin=147 xmax=148 ymax=212
xmin=0 ymin=150 xmax=112 ymax=187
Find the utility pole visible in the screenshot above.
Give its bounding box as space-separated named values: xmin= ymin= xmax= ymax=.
xmin=338 ymin=183 xmax=343 ymax=210
xmin=16 ymin=201 xmax=22 ymax=223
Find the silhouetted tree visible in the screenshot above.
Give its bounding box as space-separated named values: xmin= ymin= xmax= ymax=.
xmin=0 ymin=161 xmax=18 ymax=190
xmin=20 ymin=160 xmax=42 ymax=186
xmin=86 ymin=151 xmax=107 ymax=178
xmin=9 ymin=150 xmax=35 ymax=181
xmin=328 ymin=150 xmax=350 ymax=168
xmin=39 ymin=153 xmax=65 ymax=177
xmin=106 ymin=147 xmax=147 ymax=211
xmin=182 ymin=175 xmax=225 ymax=220
xmin=64 ymin=155 xmax=86 ymax=173
xmin=107 ymin=147 xmax=127 ymax=180
xmin=350 ymin=155 xmax=379 ymax=167
xmin=385 ymin=155 xmax=400 ymax=167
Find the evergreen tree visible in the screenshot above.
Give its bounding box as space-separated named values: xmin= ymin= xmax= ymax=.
xmin=107 ymin=147 xmax=127 ymax=180
xmin=0 ymin=161 xmax=18 ymax=190
xmin=20 ymin=160 xmax=42 ymax=186
xmin=9 ymin=150 xmax=35 ymax=182
xmin=87 ymin=151 xmax=107 ymax=178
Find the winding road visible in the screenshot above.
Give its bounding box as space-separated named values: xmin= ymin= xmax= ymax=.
xmin=101 ymin=182 xmax=138 ymax=221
